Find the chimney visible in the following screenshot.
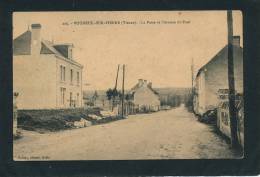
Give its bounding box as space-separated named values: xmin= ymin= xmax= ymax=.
xmin=138 ymin=79 xmax=143 ymax=86
xmin=233 ymin=36 xmax=240 ymax=47
xmin=148 ymin=82 xmax=152 ymax=88
xmin=31 ymin=23 xmax=41 ymax=55
xmin=68 ymin=44 xmax=73 ymax=60
xmin=143 ymin=80 xmax=147 ymax=86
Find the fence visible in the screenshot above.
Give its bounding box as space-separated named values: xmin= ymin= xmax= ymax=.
xmin=13 ymin=92 xmax=19 ymax=136
xmin=217 ymin=95 xmax=244 ymax=148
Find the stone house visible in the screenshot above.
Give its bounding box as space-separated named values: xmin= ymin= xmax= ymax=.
xmin=193 ymin=36 xmax=243 ymax=115
xmin=13 ymin=24 xmax=83 ymax=109
xmin=128 ymin=79 xmax=160 ymax=112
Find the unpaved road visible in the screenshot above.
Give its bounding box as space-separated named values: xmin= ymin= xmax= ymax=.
xmin=14 ymin=106 xmax=238 ymax=160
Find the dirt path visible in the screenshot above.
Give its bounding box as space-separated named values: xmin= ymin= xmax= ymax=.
xmin=14 ymin=106 xmax=238 ymax=160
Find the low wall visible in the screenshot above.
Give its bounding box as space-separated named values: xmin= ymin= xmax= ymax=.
xmin=18 ymin=108 xmax=101 ymax=131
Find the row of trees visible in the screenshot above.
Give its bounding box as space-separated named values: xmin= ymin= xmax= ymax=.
xmin=160 ymin=95 xmax=182 ymax=107
xmin=106 ymin=88 xmax=133 ymax=111
xmin=86 ymin=89 xmax=133 ymax=108
xmin=106 ymin=88 xmax=133 ymax=101
xmin=160 ymin=93 xmax=193 ymax=110
xmin=184 ymin=93 xmax=193 ymax=112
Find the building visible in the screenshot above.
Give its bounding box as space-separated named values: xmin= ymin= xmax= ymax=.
xmin=193 ymin=36 xmax=243 ymax=115
xmin=128 ymin=79 xmax=160 ymax=112
xmin=83 ymin=90 xmax=111 ymax=110
xmin=13 ymin=24 xmax=83 ymax=110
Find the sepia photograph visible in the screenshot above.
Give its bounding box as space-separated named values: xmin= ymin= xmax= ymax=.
xmin=13 ymin=11 xmax=243 ymax=160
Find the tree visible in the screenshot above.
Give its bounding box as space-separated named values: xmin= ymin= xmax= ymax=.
xmin=106 ymin=88 xmax=121 ymax=111
xmin=125 ymin=93 xmax=133 ymax=101
xmin=106 ymin=88 xmax=114 ymax=101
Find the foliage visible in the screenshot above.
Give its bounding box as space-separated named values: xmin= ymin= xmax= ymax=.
xmin=184 ymin=94 xmax=192 ymax=106
xmin=125 ymin=93 xmax=133 ymax=100
xmin=92 ymin=90 xmax=99 ymax=100
xmin=106 ymin=88 xmax=121 ymax=100
xmin=160 ymin=94 xmax=182 ymax=107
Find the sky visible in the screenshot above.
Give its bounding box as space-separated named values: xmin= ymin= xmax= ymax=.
xmin=13 ymin=11 xmax=242 ymax=90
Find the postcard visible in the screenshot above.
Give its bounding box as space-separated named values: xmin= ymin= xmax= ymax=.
xmin=13 ymin=11 xmax=243 ymax=160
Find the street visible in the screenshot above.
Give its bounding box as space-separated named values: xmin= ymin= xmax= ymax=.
xmin=14 ymin=105 xmax=238 ymax=160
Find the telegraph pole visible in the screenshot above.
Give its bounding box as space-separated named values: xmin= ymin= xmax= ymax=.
xmin=112 ymin=64 xmax=120 ymax=111
xmin=114 ymin=64 xmax=120 ymax=90
xmin=121 ymin=64 xmax=125 ymax=118
xmin=191 ymin=58 xmax=194 ymax=94
xmin=227 ymin=10 xmax=239 ymax=148
xmin=191 ymin=57 xmax=194 ymax=111
xmin=191 ymin=58 xmax=194 ymax=89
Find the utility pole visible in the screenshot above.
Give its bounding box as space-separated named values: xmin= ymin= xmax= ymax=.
xmin=191 ymin=58 xmax=194 ymax=88
xmin=114 ymin=64 xmax=120 ymax=90
xmin=191 ymin=58 xmax=194 ymax=94
xmin=227 ymin=10 xmax=239 ymax=148
xmin=112 ymin=64 xmax=120 ymax=111
xmin=121 ymin=64 xmax=125 ymax=118
xmin=191 ymin=57 xmax=194 ymax=111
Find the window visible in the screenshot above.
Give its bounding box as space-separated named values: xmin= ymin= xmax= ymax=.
xmin=60 ymin=66 xmax=62 ymax=81
xmin=60 ymin=87 xmax=66 ymax=105
xmin=77 ymin=72 xmax=80 ymax=85
xmin=70 ymin=69 xmax=73 ymax=84
xmin=63 ymin=66 xmax=66 ymax=81
xmin=69 ymin=92 xmax=73 ymax=107
xmin=60 ymin=65 xmax=66 ymax=82
xmin=77 ymin=93 xmax=79 ymax=106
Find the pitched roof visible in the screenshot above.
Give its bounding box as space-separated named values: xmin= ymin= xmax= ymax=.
xmin=149 ymin=85 xmax=159 ymax=95
xmin=129 ymin=82 xmax=159 ymax=96
xmin=41 ymin=40 xmax=65 ymax=59
xmin=196 ymin=44 xmax=243 ymax=78
xmin=53 ymin=44 xmax=73 ymax=59
xmin=42 ymin=40 xmax=83 ymax=67
xmin=13 ymin=30 xmax=83 ymax=68
xmin=13 ymin=31 xmax=31 ymax=55
xmin=129 ymin=83 xmax=140 ymax=93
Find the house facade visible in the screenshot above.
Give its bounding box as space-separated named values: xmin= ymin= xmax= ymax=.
xmin=193 ymin=36 xmax=243 ymax=115
xmin=13 ymin=24 xmax=83 ymax=110
xmin=128 ymin=79 xmax=160 ymax=112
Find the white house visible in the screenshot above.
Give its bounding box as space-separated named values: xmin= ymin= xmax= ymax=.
xmin=193 ymin=36 xmax=243 ymax=115
xmin=13 ymin=24 xmax=84 ymax=110
xmin=128 ymin=79 xmax=160 ymax=112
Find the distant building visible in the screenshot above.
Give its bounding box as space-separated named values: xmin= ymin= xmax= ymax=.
xmin=128 ymin=79 xmax=160 ymax=112
xmin=193 ymin=36 xmax=243 ymax=115
xmin=83 ymin=90 xmax=110 ymax=110
xmin=13 ymin=24 xmax=83 ymax=109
